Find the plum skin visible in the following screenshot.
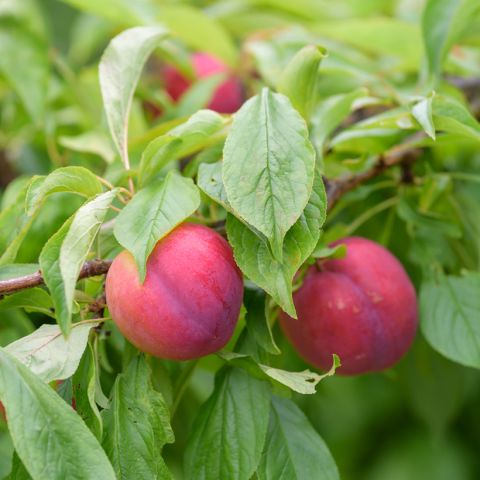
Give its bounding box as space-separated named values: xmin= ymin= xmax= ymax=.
xmin=105 ymin=223 xmax=243 ymax=361
xmin=280 ymin=237 xmax=418 ymax=375
xmin=163 ymin=52 xmax=243 ymax=114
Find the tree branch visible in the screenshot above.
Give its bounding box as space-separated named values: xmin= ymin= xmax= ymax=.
xmin=0 ymin=259 xmax=112 ymax=296
xmin=0 ymin=141 xmax=422 ymax=296
xmin=325 ymin=141 xmax=422 ymax=211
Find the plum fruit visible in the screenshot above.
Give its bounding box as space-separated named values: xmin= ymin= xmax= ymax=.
xmin=163 ymin=52 xmax=243 ymax=114
xmin=280 ymin=237 xmax=418 ymax=375
xmin=105 ymin=223 xmax=243 ymax=360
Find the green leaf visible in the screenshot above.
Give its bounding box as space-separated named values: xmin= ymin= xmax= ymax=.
xmin=99 ymin=26 xmax=168 ymax=167
xmin=412 ymin=95 xmax=436 ymax=140
xmin=40 ymin=191 xmax=116 ymax=335
xmin=277 ymin=45 xmax=327 ymax=118
xmin=223 ymin=88 xmax=316 ymax=261
xmin=139 ymin=109 xmax=226 ymax=186
xmin=219 ymin=351 xmax=339 ymax=395
xmin=257 ymin=396 xmax=339 ymax=480
xmin=60 ymin=0 xmax=153 ymax=25
xmin=0 ymin=23 xmax=48 ymax=124
xmin=0 ymin=289 xmax=54 ymax=318
xmin=157 ymin=4 xmax=238 ymax=66
xmin=311 ymin=243 xmax=347 ymax=260
xmin=432 ymin=94 xmax=480 ymax=142
xmin=244 ymin=288 xmax=280 ymax=355
xmin=422 ymin=0 xmax=480 ymax=83
xmin=0 ymin=264 xmax=39 ymax=281
xmin=72 ymin=343 xmax=103 ymax=439
xmin=25 ymin=167 xmax=104 ymax=215
xmin=102 ymin=356 xmax=174 ymax=480
xmin=59 ymin=133 xmax=116 ymax=164
xmin=199 ymin=161 xmax=326 ymax=317
xmin=114 ymin=171 xmax=200 ymax=282
xmin=311 ymin=88 xmax=367 ymax=152
xmin=185 ymin=368 xmax=270 ymax=480
xmin=312 ymin=17 xmax=422 ymax=70
xmin=7 ymin=452 xmax=31 ymax=480
xmin=420 ymin=273 xmax=480 ymax=369
xmin=0 ymin=179 xmax=42 ymax=266
xmin=0 ymin=348 xmax=115 ymax=480
xmin=5 ymin=320 xmax=99 ymax=383
xmin=228 ymin=171 xmax=326 ymax=317
xmin=175 ymin=74 xmax=225 ymax=117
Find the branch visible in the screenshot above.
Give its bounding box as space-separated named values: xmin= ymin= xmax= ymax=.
xmin=0 ymin=141 xmax=422 ymax=296
xmin=325 ymin=141 xmax=422 ymax=211
xmin=0 ymin=259 xmax=112 ymax=296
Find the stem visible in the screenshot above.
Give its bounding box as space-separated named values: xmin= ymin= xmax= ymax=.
xmin=0 ymin=259 xmax=112 ymax=296
xmin=345 ymin=196 xmax=399 ymax=235
xmin=170 ymin=360 xmax=199 ymax=418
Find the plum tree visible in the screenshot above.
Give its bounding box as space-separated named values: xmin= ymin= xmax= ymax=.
xmin=163 ymin=52 xmax=243 ymax=113
xmin=280 ymin=237 xmax=418 ymax=375
xmin=105 ymin=223 xmax=243 ymax=360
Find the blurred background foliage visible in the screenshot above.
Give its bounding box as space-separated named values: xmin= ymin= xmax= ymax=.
xmin=1 ymin=0 xmax=480 ymax=478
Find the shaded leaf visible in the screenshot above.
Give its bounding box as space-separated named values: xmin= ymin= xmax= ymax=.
xmin=420 ymin=273 xmax=480 ymax=368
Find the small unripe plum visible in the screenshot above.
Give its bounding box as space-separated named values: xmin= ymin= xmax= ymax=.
xmin=280 ymin=237 xmax=418 ymax=375
xmin=105 ymin=223 xmax=243 ymax=360
xmin=163 ymin=53 xmax=243 ymax=113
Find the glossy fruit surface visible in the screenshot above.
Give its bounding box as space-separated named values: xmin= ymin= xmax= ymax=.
xmin=280 ymin=237 xmax=418 ymax=375
xmin=106 ymin=223 xmax=243 ymax=360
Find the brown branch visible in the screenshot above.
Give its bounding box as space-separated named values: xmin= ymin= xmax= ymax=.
xmin=0 ymin=140 xmax=423 ymax=297
xmin=325 ymin=142 xmax=422 ymax=211
xmin=0 ymin=259 xmax=112 ymax=296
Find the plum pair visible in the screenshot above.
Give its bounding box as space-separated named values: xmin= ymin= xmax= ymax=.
xmin=106 ymin=224 xmax=418 ymax=375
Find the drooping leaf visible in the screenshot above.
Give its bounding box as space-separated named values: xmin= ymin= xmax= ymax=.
xmin=0 ymin=289 xmax=54 ymax=318
xmin=257 ymin=396 xmax=339 ymax=480
xmin=223 ymin=88 xmax=316 ymax=261
xmin=185 ymin=368 xmax=270 ymax=480
xmin=25 ymin=167 xmax=103 ymax=215
xmin=0 ymin=23 xmax=48 ymax=124
xmin=40 ymin=191 xmax=116 ymax=335
xmin=114 ymin=171 xmax=200 ymax=282
xmin=218 ymin=351 xmax=339 ymax=395
xmin=5 ymin=321 xmax=99 ymax=383
xmin=422 ymin=0 xmax=480 ymax=82
xmin=102 ymin=356 xmax=174 ymax=480
xmin=0 ymin=348 xmax=115 ymax=480
xmin=139 ymin=109 xmax=226 ymax=186
xmin=420 ymin=273 xmax=480 ymax=369
xmin=99 ymin=26 xmax=168 ymax=167
xmin=277 ymin=45 xmax=326 ymax=118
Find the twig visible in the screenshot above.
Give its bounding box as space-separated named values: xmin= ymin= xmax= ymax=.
xmin=0 ymin=142 xmax=423 ymax=296
xmin=0 ymin=259 xmax=112 ymax=296
xmin=325 ymin=145 xmax=421 ymax=211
